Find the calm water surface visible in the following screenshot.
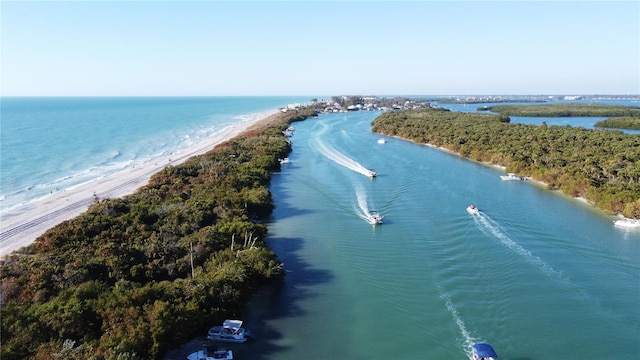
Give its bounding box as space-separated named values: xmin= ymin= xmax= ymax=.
xmin=233 ymin=110 xmax=639 ymax=360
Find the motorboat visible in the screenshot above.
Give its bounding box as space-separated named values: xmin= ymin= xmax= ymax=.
xmin=466 ymin=204 xmax=479 ymax=215
xmin=368 ymin=211 xmax=383 ymax=225
xmin=500 ymin=173 xmax=524 ymax=181
xmin=283 ymin=127 xmax=295 ymax=137
xmin=279 ymin=157 xmax=291 ymax=164
xmin=613 ymin=218 xmax=640 ymax=228
xmin=187 ymin=346 xmax=233 ymax=360
xmin=366 ymin=169 xmax=377 ymax=178
xmin=377 ymin=138 xmax=387 ymax=144
xmin=471 ymin=342 xmax=498 ymax=360
xmin=207 ymin=319 xmax=251 ymax=343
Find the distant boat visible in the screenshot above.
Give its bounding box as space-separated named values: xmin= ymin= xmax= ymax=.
xmin=366 ymin=169 xmax=377 ymax=178
xmin=207 ymin=319 xmax=251 ymax=343
xmin=367 ymin=210 xmax=383 ymax=225
xmin=466 ymin=204 xmax=479 ymax=215
xmin=377 ymin=138 xmax=387 ymax=144
xmin=500 ymin=173 xmax=524 ymax=181
xmin=471 ymin=343 xmax=498 ymax=360
xmin=187 ymin=346 xmax=233 ymax=360
xmin=279 ymin=157 xmax=291 ymax=164
xmin=613 ymin=218 xmax=640 ymax=228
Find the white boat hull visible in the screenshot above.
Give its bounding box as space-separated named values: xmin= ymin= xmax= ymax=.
xmin=500 ymin=173 xmax=524 ymax=181
xmin=187 ymin=348 xmax=233 ymax=360
xmin=367 ymin=211 xmax=383 ymax=225
xmin=207 ymin=320 xmax=250 ymax=343
xmin=614 ymin=218 xmax=640 ymax=228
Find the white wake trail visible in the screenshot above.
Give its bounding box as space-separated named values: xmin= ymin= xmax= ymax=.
xmin=355 ymin=185 xmax=370 ymax=216
xmin=312 ymin=137 xmax=374 ymax=178
xmin=472 ymin=212 xmax=566 ymax=281
xmin=439 ymin=287 xmax=477 ymax=358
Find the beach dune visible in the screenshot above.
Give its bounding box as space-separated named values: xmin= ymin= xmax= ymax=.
xmin=0 ymin=112 xmax=278 ymax=258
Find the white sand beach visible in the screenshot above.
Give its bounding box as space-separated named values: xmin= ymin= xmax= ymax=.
xmin=0 ymin=111 xmax=278 ymax=258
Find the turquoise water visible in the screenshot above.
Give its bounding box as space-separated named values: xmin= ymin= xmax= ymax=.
xmin=2 ymin=98 xmax=638 ymax=359
xmin=0 ymin=96 xmax=311 ymax=215
xmin=234 ymin=110 xmax=640 ymax=360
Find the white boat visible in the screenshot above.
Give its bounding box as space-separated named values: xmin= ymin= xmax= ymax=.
xmin=500 ymin=173 xmax=524 ymax=181
xmin=366 ymin=169 xmax=377 ymax=178
xmin=187 ymin=346 xmax=233 ymax=360
xmin=367 ymin=211 xmax=383 ymax=225
xmin=613 ymin=218 xmax=640 ymax=228
xmin=279 ymin=157 xmax=291 ymax=164
xmin=471 ymin=342 xmax=498 ymax=360
xmin=377 ymin=138 xmax=387 ymax=144
xmin=466 ymin=204 xmax=479 ymax=215
xmin=206 ymin=319 xmax=250 ymax=343
xmin=283 ymin=127 xmax=295 ymax=137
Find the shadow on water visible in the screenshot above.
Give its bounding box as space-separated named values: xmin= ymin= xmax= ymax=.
xmin=231 ymin=167 xmax=334 ymax=359
xmin=231 ymin=233 xmax=334 ymax=360
xmin=165 ymin=196 xmax=330 ymax=359
xmin=164 ymin=234 xmax=333 ymax=360
xmin=165 ymin=169 xmax=333 ymax=359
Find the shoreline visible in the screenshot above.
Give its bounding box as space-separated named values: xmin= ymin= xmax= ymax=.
xmin=421 ymin=142 xmax=599 ymax=209
xmin=0 ymin=110 xmax=279 ymax=258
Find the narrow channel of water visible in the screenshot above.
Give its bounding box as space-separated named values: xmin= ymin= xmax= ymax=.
xmin=235 ymin=110 xmax=639 ymax=360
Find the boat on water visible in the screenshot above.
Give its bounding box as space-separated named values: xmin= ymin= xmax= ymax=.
xmin=613 ymin=218 xmax=640 ymax=228
xmin=367 ymin=211 xmax=383 ymax=225
xmin=471 ymin=343 xmax=498 ymax=360
xmin=500 ymin=173 xmax=524 ymax=181
xmin=466 ymin=204 xmax=479 ymax=215
xmin=366 ymin=169 xmax=377 ymax=178
xmin=279 ymin=157 xmax=291 ymax=164
xmin=207 ymin=319 xmax=251 ymax=343
xmin=283 ymin=126 xmax=295 ymax=137
xmin=187 ymin=346 xmax=233 ymax=360
xmin=377 ymin=138 xmax=387 ymax=144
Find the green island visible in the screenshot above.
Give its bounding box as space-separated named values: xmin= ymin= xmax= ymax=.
xmin=0 ymin=108 xmax=316 ymax=360
xmin=371 ymin=108 xmax=640 ymax=219
xmin=486 ymin=103 xmax=640 ymax=130
xmin=487 ymin=103 xmax=640 ymax=118
xmin=594 ymin=117 xmax=640 ymax=130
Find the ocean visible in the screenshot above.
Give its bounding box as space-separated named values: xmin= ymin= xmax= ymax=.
xmin=0 ymin=96 xmax=312 ymax=216
xmin=2 ymin=97 xmax=638 ymax=359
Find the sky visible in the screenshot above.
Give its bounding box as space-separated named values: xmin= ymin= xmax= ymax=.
xmin=1 ymin=1 xmax=639 ymax=96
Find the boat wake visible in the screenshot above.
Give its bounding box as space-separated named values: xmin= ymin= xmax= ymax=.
xmin=312 ymin=137 xmax=376 ymax=178
xmin=355 ymin=186 xmax=371 ymax=218
xmin=439 ymin=287 xmax=477 ymax=359
xmin=354 ymin=185 xmax=381 ymax=224
xmin=471 ymin=212 xmax=566 ymax=281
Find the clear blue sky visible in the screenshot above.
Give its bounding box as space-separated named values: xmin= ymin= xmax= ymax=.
xmin=2 ymin=1 xmax=639 ymax=96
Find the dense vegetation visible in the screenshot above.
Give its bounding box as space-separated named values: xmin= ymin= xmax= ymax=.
xmin=0 ymin=108 xmax=317 ymax=360
xmin=372 ymin=109 xmax=640 ymax=218
xmin=487 ymin=103 xmax=640 ymax=117
xmin=595 ymin=117 xmax=640 ymax=130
